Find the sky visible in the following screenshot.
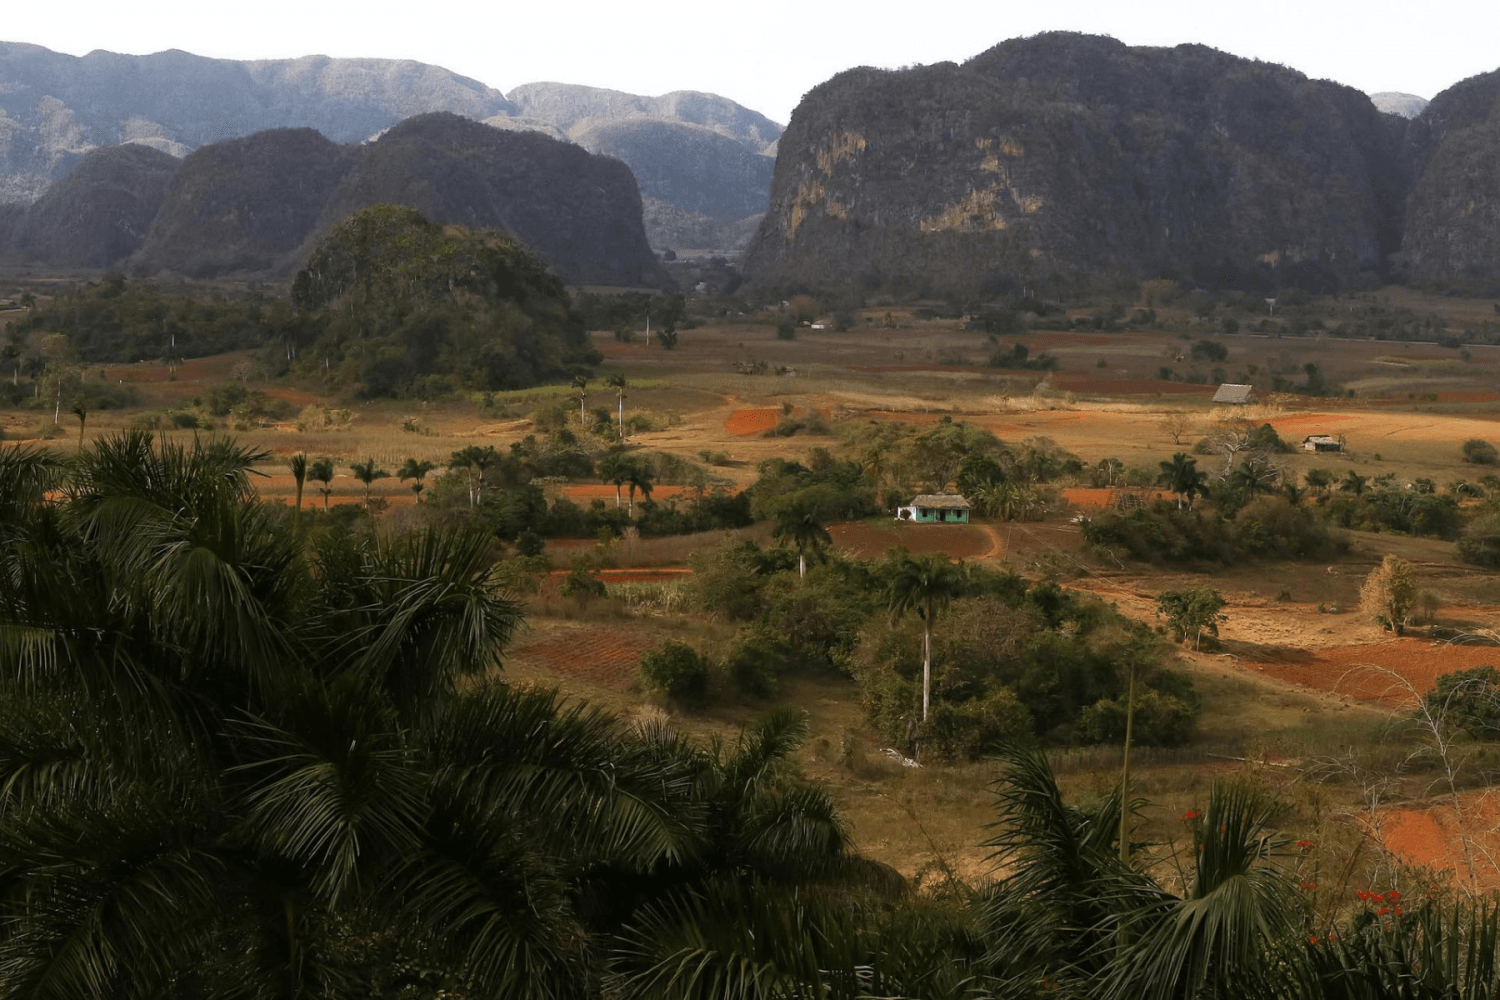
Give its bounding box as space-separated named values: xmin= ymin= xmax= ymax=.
xmin=5 ymin=0 xmax=1498 ymax=124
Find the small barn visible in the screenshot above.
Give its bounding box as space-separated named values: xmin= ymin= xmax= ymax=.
xmin=1303 ymin=434 xmax=1343 ymax=453
xmin=896 ymin=494 xmax=972 ymax=523
xmin=1212 ymin=383 xmax=1256 ymax=405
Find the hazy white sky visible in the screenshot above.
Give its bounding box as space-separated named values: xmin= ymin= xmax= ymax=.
xmin=6 ymin=0 xmax=1497 ymax=124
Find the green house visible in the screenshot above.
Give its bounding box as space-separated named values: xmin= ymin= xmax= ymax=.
xmin=896 ymin=494 xmax=973 ymax=524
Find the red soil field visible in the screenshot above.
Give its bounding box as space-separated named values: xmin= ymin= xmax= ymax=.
xmin=1381 ymin=791 xmax=1500 ymax=891
xmin=725 ymin=408 xmax=779 ymax=435
xmin=1243 ymin=639 xmax=1500 ymax=708
xmin=829 ymin=521 xmax=997 ymax=560
xmin=503 ymin=620 xmax=666 ymax=691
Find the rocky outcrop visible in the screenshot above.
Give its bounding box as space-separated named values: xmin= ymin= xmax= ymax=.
xmin=746 ymin=34 xmax=1410 ymax=297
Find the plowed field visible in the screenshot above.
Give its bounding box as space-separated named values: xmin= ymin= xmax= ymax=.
xmin=725 ymin=408 xmax=779 ymax=435
xmin=503 ymin=620 xmax=665 ymax=691
xmin=1382 ymin=791 xmax=1500 ymax=891
xmin=828 ymin=521 xmax=997 ymax=560
xmin=1244 ymin=639 xmax=1500 ymax=708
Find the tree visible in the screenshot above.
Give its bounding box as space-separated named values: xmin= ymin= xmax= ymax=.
xmin=349 ymin=457 xmax=389 ymax=507
xmin=309 ymin=456 xmax=335 ymax=508
xmin=287 ymin=452 xmax=308 ymax=529
xmin=886 ymin=553 xmax=968 ymax=725
xmin=449 ymin=445 xmax=499 ymax=506
xmin=607 ymin=374 xmax=627 ymax=440
xmin=0 ymin=432 xmax=888 ymax=998
xmin=1360 ymin=554 xmax=1417 ymax=635
xmin=597 ymin=450 xmax=631 ymax=509
xmin=71 ymin=399 xmax=88 ymax=448
xmin=624 ymin=458 xmax=654 ymax=516
xmin=572 ymin=374 xmax=589 ymax=426
xmin=398 ymin=457 xmax=435 ymax=502
xmin=1157 ymin=453 xmax=1208 ymax=509
xmin=1156 ymin=587 xmax=1228 ymax=650
xmin=772 ymin=505 xmax=831 ymax=579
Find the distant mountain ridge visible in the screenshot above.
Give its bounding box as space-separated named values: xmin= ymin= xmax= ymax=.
xmin=0 ymin=43 xmax=782 ymax=254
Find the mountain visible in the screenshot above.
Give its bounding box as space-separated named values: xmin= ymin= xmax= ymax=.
xmin=0 ymin=43 xmax=516 ymax=200
xmin=1370 ymin=92 xmax=1428 ymax=118
xmin=506 ymin=83 xmax=780 ymax=153
xmin=0 ymin=142 xmax=179 ymax=267
xmin=1397 ymin=69 xmax=1500 ymax=285
xmin=745 ymin=34 xmax=1412 ymax=297
xmin=501 ymin=83 xmax=781 ymax=251
xmin=125 ymin=113 xmax=662 ymax=287
xmin=0 ymin=43 xmax=783 ymax=255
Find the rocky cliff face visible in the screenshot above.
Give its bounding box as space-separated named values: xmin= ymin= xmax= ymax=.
xmin=745 ymin=34 xmax=1410 ymax=297
xmin=1396 ymin=69 xmax=1500 ymax=286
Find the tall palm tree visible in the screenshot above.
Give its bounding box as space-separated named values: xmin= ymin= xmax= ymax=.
xmin=572 ymin=374 xmax=589 ymax=426
xmin=1157 ymin=453 xmax=1209 ymax=509
xmin=398 ymin=457 xmax=435 ymax=502
xmin=773 ymin=505 xmax=831 ymax=578
xmin=287 ymin=452 xmax=308 ymax=529
xmin=71 ymin=399 xmax=88 ymax=448
xmin=349 ymin=457 xmax=389 ymax=507
xmin=607 ymin=374 xmax=627 ymax=440
xmin=308 ymin=457 xmax=335 ymax=508
xmin=885 ymin=553 xmax=967 ymax=724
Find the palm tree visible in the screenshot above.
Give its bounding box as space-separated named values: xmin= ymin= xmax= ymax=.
xmin=287 ymin=452 xmax=308 ymax=530
xmin=607 ymin=373 xmax=627 ymax=440
xmin=1341 ymin=470 xmax=1369 ymax=496
xmin=449 ymin=445 xmax=499 ymax=506
xmin=308 ymin=457 xmax=335 ymax=508
xmin=598 ymin=449 xmax=631 ymax=509
xmin=398 ymin=457 xmax=435 ymax=502
xmin=71 ymin=399 xmax=88 ymax=448
xmin=885 ymin=553 xmax=967 ymax=724
xmin=773 ymin=505 xmax=831 ymax=578
xmin=1227 ymin=455 xmax=1279 ymax=498
xmin=624 ymin=458 xmax=654 ymax=516
xmin=572 ymin=374 xmax=589 ymax=426
xmin=350 ymin=457 xmax=389 ymax=507
xmin=1157 ymin=453 xmax=1209 ymax=509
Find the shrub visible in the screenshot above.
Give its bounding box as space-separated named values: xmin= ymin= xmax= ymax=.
xmin=1359 ymin=554 xmax=1417 ymax=635
xmin=639 ymin=640 xmax=711 ymax=709
xmin=1462 ymin=439 xmax=1499 ymax=465
xmin=1423 ymin=666 xmax=1500 ymax=738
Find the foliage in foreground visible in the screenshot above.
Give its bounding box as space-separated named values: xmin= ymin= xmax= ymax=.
xmin=6 ymin=434 xmax=1500 ymax=999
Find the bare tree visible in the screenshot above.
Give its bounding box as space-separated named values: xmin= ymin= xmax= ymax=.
xmin=1158 ymin=410 xmax=1193 ymax=446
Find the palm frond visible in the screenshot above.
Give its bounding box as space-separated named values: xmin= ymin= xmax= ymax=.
xmin=426 ymin=685 xmax=702 ymax=871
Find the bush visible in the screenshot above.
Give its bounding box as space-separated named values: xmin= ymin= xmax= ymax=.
xmin=1462 ymin=439 xmax=1499 ymax=465
xmin=1423 ymin=666 xmax=1500 ymax=738
xmin=639 ymin=640 xmax=711 ymax=708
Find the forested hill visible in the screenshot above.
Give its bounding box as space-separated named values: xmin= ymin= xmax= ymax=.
xmin=1 ymin=113 xmax=666 ymax=288
xmin=745 ymin=33 xmax=1500 ymax=296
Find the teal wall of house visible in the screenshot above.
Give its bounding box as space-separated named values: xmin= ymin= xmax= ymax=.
xmin=915 ymin=508 xmax=968 ymax=523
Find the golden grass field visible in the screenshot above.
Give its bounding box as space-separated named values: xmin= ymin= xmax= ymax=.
xmin=5 ymin=286 xmax=1500 ymax=887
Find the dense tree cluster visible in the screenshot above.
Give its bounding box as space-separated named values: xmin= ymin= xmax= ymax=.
xmin=291 ymin=205 xmax=599 ymax=397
